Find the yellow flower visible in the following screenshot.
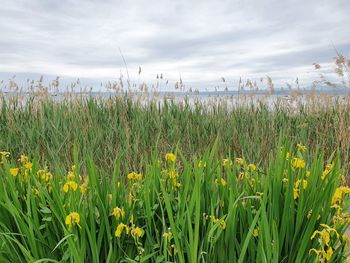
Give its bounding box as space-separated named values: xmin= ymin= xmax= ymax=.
xmin=19 ymin=154 xmax=29 ymax=164
xmin=163 ymin=231 xmax=173 ymax=241
xmin=37 ymin=170 xmax=53 ymax=182
xmin=45 ymin=172 xmax=53 ymax=182
xmin=293 ymin=179 xmax=307 ymax=200
xmin=70 ymin=181 xmax=78 ymax=191
xmin=215 ymin=178 xmax=227 ymax=187
xmin=332 ymin=188 xmax=343 ymax=205
xmin=210 ymin=215 xmax=226 ymax=230
xmin=0 ymin=151 xmax=10 ymax=163
xmin=112 ymin=207 xmax=125 ymax=219
xmin=108 ymin=194 xmax=113 ymax=201
xmin=310 ymin=224 xmax=339 ymax=261
xmin=220 ymin=220 xmax=226 ymax=230
xmin=286 ymin=152 xmax=291 ymax=160
xmin=10 ymin=168 xmax=19 ymax=177
xmin=135 ymin=173 xmax=142 ymax=181
xmin=46 ymin=172 xmax=53 ymax=181
xmin=80 ymin=177 xmax=89 ymax=194
xmin=332 ymin=186 xmax=350 ymax=205
xmin=66 ymin=165 xmax=77 ymax=181
xmin=172 ymin=180 xmax=181 ymax=188
xmin=307 ymin=210 xmax=320 ymax=220
xmin=198 ymin=160 xmax=206 ymax=168
xmin=63 ymin=181 xmax=78 ymax=193
xmin=319 ymin=224 xmax=339 ymax=238
xmin=291 ymin=158 xmax=305 ymax=169
xmin=131 ymin=226 xmax=144 ymax=238
xmin=168 ymin=170 xmax=178 ymax=179
xmin=210 ymin=215 xmax=218 ymax=223
xmin=297 ymin=143 xmax=306 ymax=152
xmin=115 ymin=223 xmax=127 ymax=238
xmin=293 ymin=188 xmax=299 ymax=200
xmin=221 ymin=178 xmax=227 ymax=187
xmin=24 ymin=162 xmax=33 ymax=170
xmin=65 ymin=212 xmax=81 ymax=230
xmin=311 ymin=230 xmax=330 ymax=246
xmin=63 ymin=183 xmax=69 ymax=193
xmin=222 ymin=159 xmax=232 ymax=167
xmin=307 ymin=210 xmax=312 ymax=219
xmin=238 ymin=172 xmax=245 ymax=180
xmin=80 ymin=183 xmax=87 ymax=194
xmin=325 ymin=247 xmax=333 ymax=261
xmin=253 ymin=228 xmax=259 ymax=237
xmin=235 ymin=158 xmax=244 ymax=165
xmin=247 ymin=163 xmax=256 ymax=171
xmin=295 ymin=179 xmax=308 ymax=189
xmin=309 ymin=247 xmax=333 ymax=262
xmin=125 ymin=224 xmax=131 ymax=235
xmin=306 ymin=170 xmax=311 ymax=177
xmin=165 ymin=153 xmax=176 ymax=163
xmin=67 ymin=171 xmax=74 ymax=181
xmin=127 ymin=172 xmax=142 ymax=181
xmin=321 ymin=162 xmax=334 ymax=180
xmin=127 ymin=172 xmax=134 ymax=180
xmin=0 ymin=151 xmax=10 ymax=158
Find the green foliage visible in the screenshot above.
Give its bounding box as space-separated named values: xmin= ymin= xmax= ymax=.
xmin=0 ymin=144 xmax=349 ymax=262
xmin=0 ymin=97 xmax=349 ymax=175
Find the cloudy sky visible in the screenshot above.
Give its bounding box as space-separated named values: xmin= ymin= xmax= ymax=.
xmin=0 ymin=0 xmax=349 ymax=90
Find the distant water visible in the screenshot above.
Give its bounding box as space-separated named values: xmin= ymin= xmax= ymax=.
xmin=1 ymin=87 xmax=349 ymax=110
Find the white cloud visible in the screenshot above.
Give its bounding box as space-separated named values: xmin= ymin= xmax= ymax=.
xmin=0 ymin=0 xmax=349 ymax=89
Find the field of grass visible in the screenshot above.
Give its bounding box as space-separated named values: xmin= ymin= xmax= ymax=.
xmin=0 ymin=92 xmax=350 ymax=262
xmin=1 ymin=95 xmax=350 ymax=175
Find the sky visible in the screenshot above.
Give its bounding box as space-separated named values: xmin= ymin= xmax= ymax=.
xmin=0 ymin=0 xmax=349 ymax=90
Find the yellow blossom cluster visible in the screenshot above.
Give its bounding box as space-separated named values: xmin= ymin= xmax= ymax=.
xmin=115 ymin=223 xmax=143 ymax=239
xmin=65 ymin=212 xmax=81 ymax=230
xmin=210 ymin=215 xmax=226 ymax=230
xmin=253 ymin=227 xmax=259 ymax=237
xmin=293 ymin=179 xmax=308 ymax=200
xmin=215 ymin=177 xmax=227 ymax=187
xmin=332 ymin=186 xmax=350 ymax=205
xmin=112 ymin=206 xmax=125 ymax=219
xmin=198 ymin=160 xmax=206 ymax=168
xmin=127 ymin=172 xmax=143 ymax=181
xmin=203 ymin=213 xmax=226 ymax=230
xmin=235 ymin=158 xmax=244 ymax=166
xmin=63 ymin=165 xmax=78 ymax=193
xmin=6 ymin=154 xmax=34 ymax=181
xmin=321 ymin=162 xmax=335 ymax=180
xmin=0 ymin=151 xmax=10 ymax=164
xmin=165 ymin=152 xmax=176 ymax=163
xmin=291 ymin=158 xmax=305 ymax=169
xmin=37 ymin=169 xmax=53 ymax=182
xmin=222 ymin=158 xmax=233 ymax=167
xmin=310 ymin=224 xmax=339 ymax=262
xmin=297 ymin=143 xmax=307 ymax=152
xmin=330 ymin=186 xmax=350 ymax=221
xmin=127 ymin=171 xmax=143 ymax=203
xmin=161 ymin=153 xmax=181 ymax=189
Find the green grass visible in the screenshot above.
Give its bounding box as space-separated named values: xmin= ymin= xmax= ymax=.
xmin=0 ymin=143 xmax=349 ymax=262
xmin=0 ymin=95 xmax=350 ymax=262
xmin=0 ymin=96 xmax=350 ymax=175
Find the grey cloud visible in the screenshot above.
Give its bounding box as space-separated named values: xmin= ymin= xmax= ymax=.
xmin=0 ymin=0 xmax=349 ymax=88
